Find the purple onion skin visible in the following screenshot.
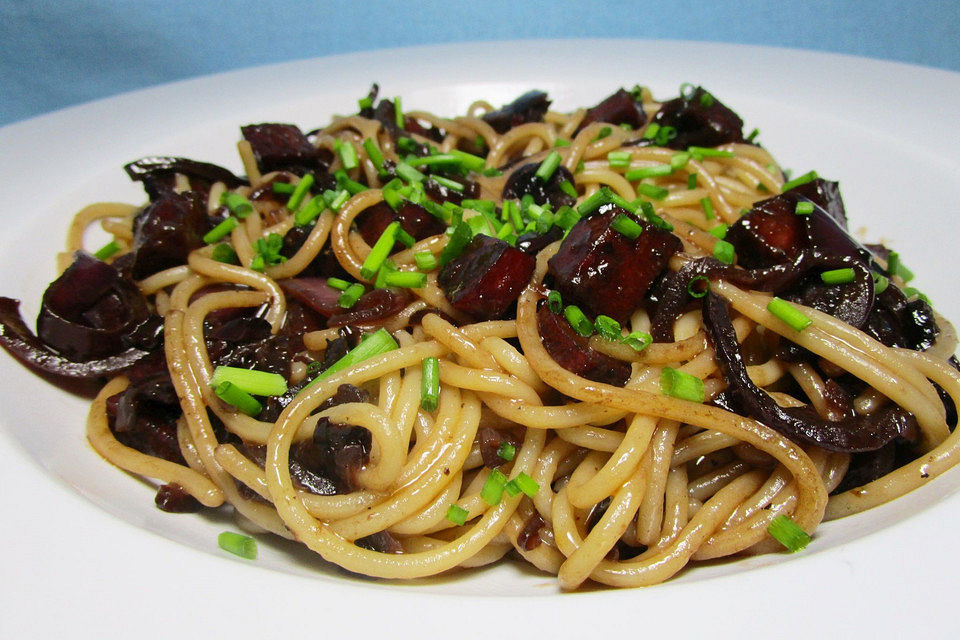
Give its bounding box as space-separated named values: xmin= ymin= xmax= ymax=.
xmin=536 ymin=303 xmax=631 ymax=387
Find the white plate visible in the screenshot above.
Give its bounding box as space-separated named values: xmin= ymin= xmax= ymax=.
xmin=1 ymin=40 xmax=958 ymax=638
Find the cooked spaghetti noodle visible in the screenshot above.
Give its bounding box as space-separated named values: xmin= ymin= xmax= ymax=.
xmin=2 ymin=83 xmax=958 ymax=590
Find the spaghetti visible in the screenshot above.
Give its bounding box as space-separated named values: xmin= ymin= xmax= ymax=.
xmin=1 ymin=83 xmax=957 ymax=589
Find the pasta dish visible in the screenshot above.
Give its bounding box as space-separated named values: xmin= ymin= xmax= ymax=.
xmin=1 ymin=83 xmax=957 ymax=589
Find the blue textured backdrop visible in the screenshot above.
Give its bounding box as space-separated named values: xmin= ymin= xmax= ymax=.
xmin=2 ymin=0 xmax=958 ymax=126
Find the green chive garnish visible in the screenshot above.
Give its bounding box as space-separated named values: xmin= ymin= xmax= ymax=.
xmin=713 ymin=239 xmax=736 ymax=265
xmin=421 ymin=356 xmax=440 ymax=411
xmin=338 ymin=283 xmax=365 ymax=308
xmin=414 ymin=251 xmax=438 ymax=271
xmin=293 ymin=195 xmax=325 ymax=226
xmin=214 ymin=381 xmax=262 ymax=416
xmin=535 ymin=151 xmax=562 ymax=182
xmin=218 ymin=531 xmax=257 ymax=559
xmin=611 ymin=213 xmax=643 ymax=240
xmin=547 ymin=290 xmax=563 ymax=314
xmin=481 ymin=469 xmax=508 ymax=506
xmin=211 ymin=366 xmax=287 ymax=397
xmin=687 ymin=275 xmax=710 ymax=298
xmin=396 ymin=162 xmax=425 ymax=184
xmin=886 ymin=251 xmax=914 ymax=282
xmin=780 ymin=170 xmax=818 ymax=192
xmin=513 ymin=472 xmax=539 ymax=497
xmin=660 ymin=367 xmax=705 ymax=403
xmin=688 ymin=147 xmax=735 ymax=160
xmin=221 ymin=192 xmax=254 ymax=218
xmin=708 ymin=224 xmax=729 ymax=240
xmin=93 ymin=240 xmax=121 ymax=260
xmin=384 ymin=270 xmax=427 ymax=289
xmin=607 ymin=150 xmax=632 ymax=169
xmin=622 ymin=331 xmax=652 ymax=352
xmin=439 ymin=222 xmax=474 ymax=266
xmin=211 ymin=244 xmax=239 ymax=264
xmin=554 ymin=138 xmax=571 ymax=147
xmin=687 ymin=173 xmax=698 ymax=190
xmin=767 ymin=514 xmax=811 ymax=552
xmin=563 ymin=305 xmax=593 ymax=337
xmin=431 ymin=175 xmax=464 ymax=192
xmin=700 ymin=197 xmax=715 ymax=220
xmin=393 ymin=96 xmax=404 ymax=129
xmin=326 ymin=277 xmax=350 ymax=291
xmin=315 ymin=328 xmax=399 ymax=380
xmin=336 ymin=139 xmax=358 ymax=170
xmin=625 ymin=164 xmax=673 ymax=181
xmin=767 ymin=297 xmax=812 ymax=332
xmin=638 ymin=183 xmax=669 ymax=200
xmin=272 ymin=182 xmax=295 ymax=195
xmin=497 ymin=442 xmax=516 ymax=462
xmin=794 ymin=201 xmax=814 ymax=215
xmin=873 ymin=273 xmax=889 ymax=294
xmin=820 ymin=268 xmax=855 ymax=285
xmin=670 ymin=152 xmax=691 ymax=170
xmin=286 ymin=174 xmax=314 ymax=211
xmin=361 ymin=221 xmax=400 ymax=279
xmin=594 ymin=315 xmax=622 ymax=341
xmin=363 ymin=138 xmax=385 ymax=169
xmin=446 ymin=504 xmax=469 ymax=526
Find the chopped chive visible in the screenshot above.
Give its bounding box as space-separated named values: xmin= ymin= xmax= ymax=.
xmin=272 ymin=181 xmax=295 ymax=195
xmin=577 ymin=188 xmax=614 ymax=216
xmin=316 ymin=328 xmax=399 ymax=380
xmin=395 ymin=227 xmax=416 ymax=249
xmin=554 ymin=205 xmax=581 ymax=230
xmin=639 ymin=201 xmax=673 ymax=231
xmin=886 ymin=251 xmax=914 ymax=282
xmin=250 ymin=232 xmax=286 ymax=272
xmin=482 ymin=168 xmax=503 ymax=177
xmin=670 ymin=152 xmax=691 ymax=170
xmin=393 ymin=96 xmax=404 ymax=129
xmin=211 ymin=243 xmax=239 ymax=264
xmin=679 ymin=82 xmax=696 ymax=99
xmin=687 ymin=173 xmax=698 ymax=190
xmin=820 ymin=268 xmax=855 ymax=285
xmin=384 ymin=270 xmax=427 ymax=288
xmin=903 ymin=287 xmax=931 ymax=305
xmin=688 ymin=147 xmax=735 ymax=160
xmin=594 ymin=126 xmax=612 ymax=141
xmin=547 ymin=290 xmax=563 ymax=314
xmin=687 ymin=275 xmax=710 ymax=298
xmin=336 ymin=139 xmax=358 ymax=170
xmin=407 ymin=153 xmax=459 ymax=168
xmin=638 ymin=183 xmax=669 ymax=200
xmin=381 ymin=187 xmax=403 ymax=211
xmin=373 ymin=259 xmax=396 ymax=289
xmin=504 ymin=200 xmax=524 ymax=233
xmin=414 ymin=251 xmax=438 ymax=271
xmin=496 ymin=222 xmax=515 ymax=241
xmin=607 ymin=150 xmax=632 ymax=169
xmin=554 ymin=138 xmax=572 ymax=147
xmin=446 ymin=504 xmax=469 ymax=526
xmin=504 ymin=479 xmax=521 ymax=497
xmin=93 ymin=240 xmax=121 ymax=260
xmin=625 ymin=164 xmax=673 ymax=181
xmin=326 ymin=189 xmax=350 ymax=211
xmin=794 ymin=201 xmax=815 ymax=215
xmin=594 ymin=315 xmax=622 ymax=341
xmin=462 ymin=199 xmax=496 ymax=215
xmin=535 ymin=151 xmax=562 ymax=182
xmin=564 ymin=305 xmax=594 ymax=337
xmin=643 ymin=123 xmax=661 ymax=140
xmin=335 ymin=170 xmax=367 ymax=195
xmin=699 ymin=91 xmax=715 ymax=107
xmin=708 ymin=223 xmax=729 ymax=240
xmin=449 ymin=149 xmax=486 ymax=171
xmin=611 ymin=213 xmax=643 ymax=240
xmin=338 ymin=283 xmax=365 ymax=308
xmin=361 ymin=221 xmax=400 ymax=279
xmin=780 ymin=170 xmax=818 ymax=192
xmin=422 ymin=200 xmax=450 ymax=222
xmin=622 ymin=331 xmax=652 ymax=352
xmin=513 ymin=472 xmax=539 ymax=497
xmin=439 ymin=222 xmax=474 ymax=266
xmin=220 ymin=192 xmax=254 ymax=218
xmin=211 ymin=366 xmax=287 ymax=397
xmin=431 ymin=175 xmax=465 ymax=192
xmin=713 ymin=239 xmax=736 ymax=265
xmin=326 ymin=277 xmax=350 ymax=291
xmin=767 ymin=297 xmax=812 ymax=332
xmin=767 ymin=514 xmax=811 ymax=552
xmin=214 ymin=381 xmax=262 ymax=416
xmin=358 ymin=95 xmax=373 ymax=110
xmin=481 ymin=469 xmax=508 ymax=506
xmin=497 ymin=442 xmax=516 ymax=462
xmin=363 ymin=138 xmax=385 ymax=169
xmin=286 ymin=174 xmax=314 ymax=211
xmin=746 ymin=128 xmax=760 ymax=143
xmin=700 ymin=197 xmax=715 ymax=220
xmin=873 ymin=273 xmax=889 ymax=294
xmin=396 ymin=162 xmax=425 ymax=184
xmin=660 ymin=367 xmax=705 ymax=403
xmin=293 ymin=194 xmax=325 ymax=226
xmin=421 ymin=356 xmax=440 ymax=411
xmin=217 ymin=531 xmax=257 ymax=560
xmin=559 ymin=180 xmax=578 ymax=199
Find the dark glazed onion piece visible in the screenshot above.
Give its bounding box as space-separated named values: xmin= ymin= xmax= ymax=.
xmin=482 ymin=90 xmax=551 ymax=134
xmin=703 ymin=292 xmax=915 ymax=452
xmin=130 ymin=192 xmax=209 ymax=279
xmin=241 ymin=123 xmax=324 ymax=174
xmin=437 ymin=235 xmax=535 ymax=320
xmin=577 ymin=88 xmax=647 ymax=132
xmin=327 ymin=288 xmax=412 ymax=328
xmin=124 ymin=156 xmax=246 ymax=202
xmin=279 ymin=278 xmax=343 ymax=318
xmin=37 ymin=252 xmax=154 ymax=361
xmin=547 ymin=207 xmax=681 ymax=323
xmin=536 ymin=304 xmax=631 ymax=387
xmin=502 ymin=163 xmax=577 ymax=209
xmin=355 ymin=201 xmax=447 ymax=249
xmin=651 ymin=86 xmax=744 ymax=150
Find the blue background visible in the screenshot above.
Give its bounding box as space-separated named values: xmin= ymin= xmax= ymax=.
xmin=2 ymin=0 xmax=958 ymax=127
